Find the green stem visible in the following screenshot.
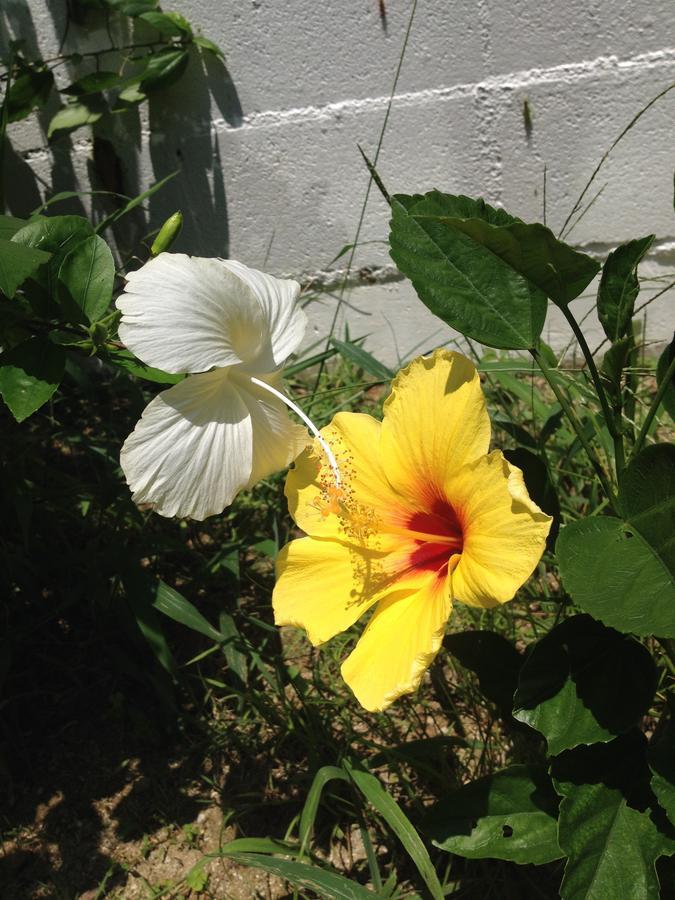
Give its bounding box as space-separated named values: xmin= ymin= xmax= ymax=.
xmin=632 ymin=353 xmax=675 ymax=458
xmin=560 ymin=304 xmax=622 ymax=441
xmin=530 ymin=347 xmax=619 ymax=514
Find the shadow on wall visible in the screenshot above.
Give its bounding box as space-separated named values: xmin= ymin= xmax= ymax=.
xmin=0 ymin=0 xmax=242 ymax=259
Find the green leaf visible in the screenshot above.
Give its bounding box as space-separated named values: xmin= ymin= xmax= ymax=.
xmin=600 ymin=336 xmax=633 ymax=400
xmin=553 ymin=731 xmax=675 ymax=900
xmin=597 ymin=236 xmax=654 ymax=342
xmin=0 ymin=215 xmax=26 ymax=240
xmin=656 ymin=337 xmax=675 ymax=420
xmin=620 ymin=443 xmax=675 ymax=577
xmin=153 ymin=581 xmax=224 ymax=643
xmin=556 ymin=517 xmax=675 ymax=637
xmin=0 ymin=336 xmax=65 ymax=421
xmin=429 ymin=216 xmax=599 ymax=307
xmin=444 ymin=630 xmax=522 ymax=718
xmin=344 ymin=759 xmax=444 ymax=900
xmin=503 ymin=447 xmax=561 ymax=551
xmin=425 ymin=765 xmax=563 ymax=865
xmin=649 ymin=701 xmax=675 ymax=829
xmin=12 ymin=215 xmax=95 ymax=315
xmin=194 ymin=34 xmax=225 ymax=58
xmin=218 ymin=611 xmax=248 ymax=687
xmin=102 ymin=347 xmax=184 ymax=384
xmin=221 ymin=853 xmax=377 ymax=899
xmin=47 ymin=100 xmax=104 ymax=137
xmin=62 ymin=70 xmax=124 ymax=96
xmin=140 ymin=11 xmax=193 ymax=36
xmin=513 ymin=615 xmax=657 ymax=755
xmin=6 ymin=67 xmax=54 ymax=122
xmin=0 ymin=238 xmax=51 ymax=298
xmin=184 ymin=863 xmax=208 ymax=892
xmin=389 ymin=191 xmax=547 ymax=349
xmin=108 ymin=0 xmax=159 ymax=13
xmin=140 ymin=48 xmax=190 ymax=92
xmin=299 ymin=765 xmax=350 ymax=851
xmin=123 ymin=572 xmax=177 ymax=677
xmin=57 ymin=234 xmax=115 ymax=324
xmin=330 ymin=338 xmax=393 ymax=380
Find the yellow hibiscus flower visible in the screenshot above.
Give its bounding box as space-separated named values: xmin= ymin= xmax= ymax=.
xmin=272 ymin=349 xmax=551 ymax=711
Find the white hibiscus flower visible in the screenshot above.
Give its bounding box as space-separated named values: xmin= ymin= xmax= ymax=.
xmin=117 ymin=254 xmax=314 ymax=520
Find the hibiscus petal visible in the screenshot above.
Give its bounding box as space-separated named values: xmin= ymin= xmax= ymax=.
xmin=285 ymin=411 xmax=413 ymax=542
xmin=120 ymin=369 xmax=306 ymax=519
xmin=118 ymin=254 xmax=303 ymax=374
xmin=218 ymin=259 xmax=306 ymax=368
xmin=380 ymin=350 xmax=491 ymax=505
xmin=448 ymin=451 xmax=552 ymax=606
xmin=341 ymin=575 xmax=452 ymax=711
xmin=273 ymin=536 xmax=388 ymax=645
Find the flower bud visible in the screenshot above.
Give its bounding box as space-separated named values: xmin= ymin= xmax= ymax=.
xmin=151 ymin=211 xmax=183 ymax=256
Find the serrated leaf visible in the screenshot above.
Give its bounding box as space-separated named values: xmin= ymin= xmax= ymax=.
xmin=597 ymin=236 xmax=654 ymax=342
xmin=553 ymin=731 xmax=675 ymax=900
xmin=426 ymin=765 xmax=563 ymax=865
xmin=620 ymin=443 xmax=675 ymax=577
xmin=0 ymin=336 xmax=65 ymax=421
xmin=656 ymin=336 xmax=675 ymax=420
xmin=140 ymin=48 xmax=189 ymax=92
xmin=389 ymin=191 xmax=547 ymax=349
xmin=444 ymin=630 xmax=522 ymax=718
xmin=513 ymin=615 xmax=657 ymax=755
xmin=556 ymin=517 xmax=675 ymax=637
xmin=0 ymin=238 xmax=51 ymax=298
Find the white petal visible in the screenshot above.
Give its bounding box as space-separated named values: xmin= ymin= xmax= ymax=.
xmin=117 ymin=254 xmax=268 ymax=374
xmin=120 ymin=369 xmax=308 ymax=520
xmin=219 ymin=259 xmax=306 ymax=368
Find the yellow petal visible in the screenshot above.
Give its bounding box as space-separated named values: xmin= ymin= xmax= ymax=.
xmin=341 ymin=574 xmax=452 ymax=711
xmin=448 ymin=451 xmax=551 ymax=607
xmin=285 ymin=411 xmax=411 ymax=543
xmin=273 ymin=536 xmax=392 ymax=645
xmin=380 ymin=350 xmax=491 ymax=505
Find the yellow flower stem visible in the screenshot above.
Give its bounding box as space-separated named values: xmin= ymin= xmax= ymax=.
xmin=530 ymin=347 xmax=620 ymax=515
xmin=249 ymin=376 xmax=341 ymax=486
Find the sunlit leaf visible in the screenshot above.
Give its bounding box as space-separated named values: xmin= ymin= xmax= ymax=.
xmin=597 ymin=235 xmax=654 ymax=342
xmin=58 ymin=234 xmax=115 ymax=324
xmin=389 ymin=192 xmax=547 ymax=349
xmin=426 ymin=765 xmax=563 ymax=865
xmin=513 ymin=615 xmax=657 ymax=754
xmin=553 ymin=731 xmax=675 ymax=900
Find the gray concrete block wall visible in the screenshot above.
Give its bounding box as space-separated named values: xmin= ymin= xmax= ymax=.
xmin=2 ymin=0 xmax=674 ymax=362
